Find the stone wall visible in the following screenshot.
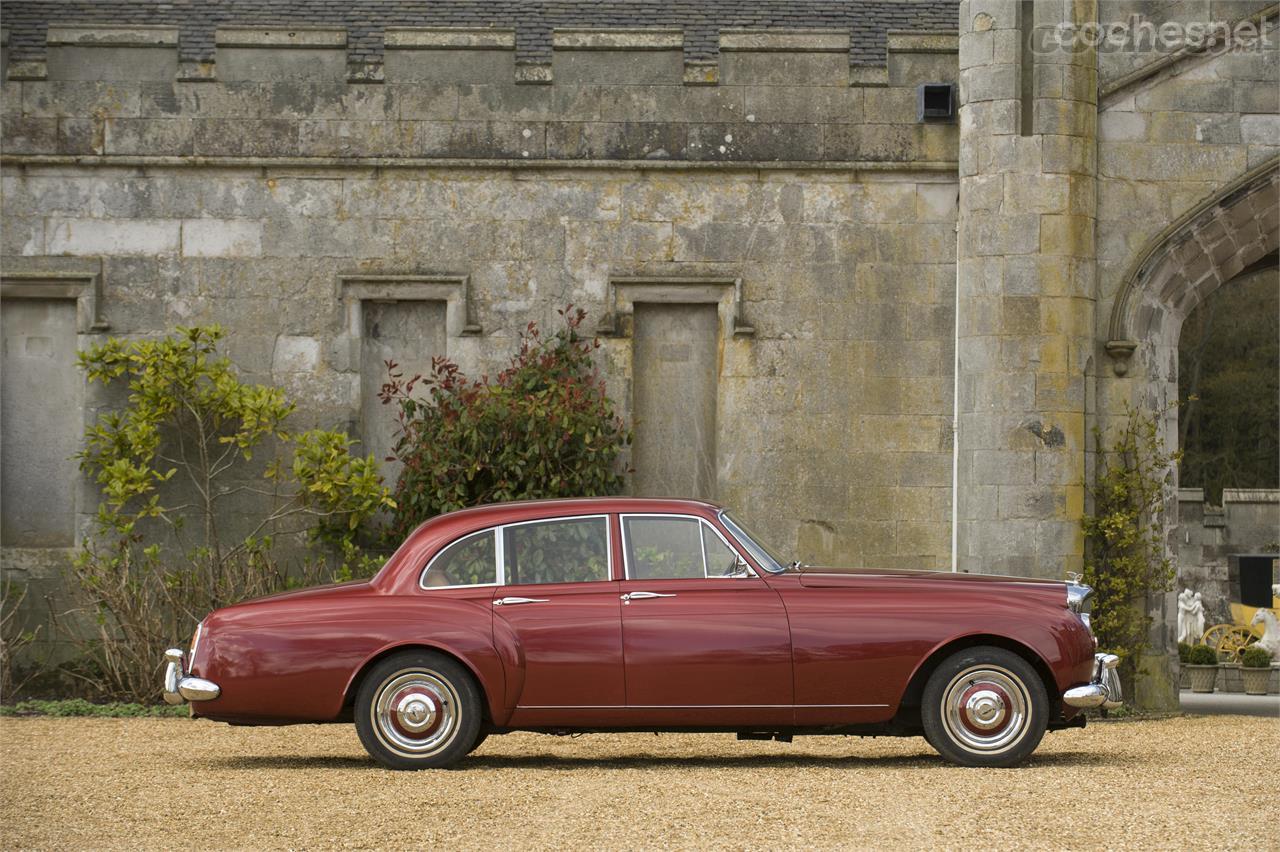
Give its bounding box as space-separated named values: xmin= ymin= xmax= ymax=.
xmin=1 ymin=26 xmax=962 ymax=651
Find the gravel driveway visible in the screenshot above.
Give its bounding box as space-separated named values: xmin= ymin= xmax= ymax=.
xmin=1 ymin=715 xmax=1274 ymax=850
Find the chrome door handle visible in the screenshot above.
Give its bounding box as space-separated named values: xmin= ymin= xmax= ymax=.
xmin=621 ymin=592 xmax=677 ymax=602
xmin=493 ymin=596 xmax=549 ymax=606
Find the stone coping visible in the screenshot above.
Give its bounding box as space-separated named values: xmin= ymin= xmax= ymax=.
xmin=885 ymin=32 xmax=958 ymax=54
xmin=0 ymin=154 xmax=961 ymax=174
xmin=551 ymin=29 xmax=683 ymax=51
xmin=719 ymin=30 xmax=850 ymax=53
xmin=46 ymin=24 xmax=179 ymax=47
xmin=215 ymin=27 xmax=347 ymax=48
xmin=384 ymin=27 xmax=516 ymax=50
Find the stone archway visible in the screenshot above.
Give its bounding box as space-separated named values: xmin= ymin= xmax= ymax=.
xmin=1106 ymin=157 xmax=1279 ymax=389
xmin=1098 ymin=157 xmax=1278 ymax=709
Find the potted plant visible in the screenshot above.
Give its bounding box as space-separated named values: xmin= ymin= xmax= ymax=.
xmin=1185 ymin=644 xmax=1219 ymax=693
xmin=1240 ymin=646 xmax=1273 ymax=696
xmin=1177 ymin=642 xmax=1193 ymax=689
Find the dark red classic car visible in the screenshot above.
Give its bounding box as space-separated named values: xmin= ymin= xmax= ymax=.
xmin=164 ymin=497 xmax=1120 ymax=769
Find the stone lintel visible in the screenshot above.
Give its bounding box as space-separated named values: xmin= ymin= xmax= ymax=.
xmin=1177 ymin=488 xmax=1206 ymax=503
xmin=215 ymin=27 xmax=347 ymax=49
xmin=552 ymin=29 xmax=683 ymax=50
xmin=384 ymin=27 xmax=515 ymax=50
xmin=886 ymin=31 xmax=959 ymax=54
xmin=719 ymin=29 xmax=850 ymax=53
xmin=47 ymin=24 xmax=179 ymax=46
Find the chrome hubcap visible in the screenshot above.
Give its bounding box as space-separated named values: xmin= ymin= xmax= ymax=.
xmin=372 ymin=669 xmax=460 ymax=758
xmin=964 ymin=689 xmax=1007 ymax=730
xmin=395 ymin=693 xmax=439 ymax=733
xmin=941 ymin=665 xmax=1029 ymax=754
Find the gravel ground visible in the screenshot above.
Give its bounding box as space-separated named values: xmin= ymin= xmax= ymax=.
xmin=1 ymin=715 xmax=1276 ymax=850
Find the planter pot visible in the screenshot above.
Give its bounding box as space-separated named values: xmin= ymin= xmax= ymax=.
xmin=1219 ymin=663 xmax=1242 ymax=693
xmin=1241 ymin=667 xmax=1271 ymax=696
xmin=1179 ymin=666 xmax=1192 ymax=689
xmin=1186 ymin=664 xmax=1218 ymax=694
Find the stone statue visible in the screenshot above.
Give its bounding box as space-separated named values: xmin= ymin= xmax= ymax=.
xmin=1178 ymin=588 xmax=1206 ymax=645
xmin=1250 ymin=609 xmax=1280 ymax=663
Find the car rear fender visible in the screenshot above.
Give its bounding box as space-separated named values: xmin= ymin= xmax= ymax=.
xmin=343 ymin=631 xmax=509 ymax=725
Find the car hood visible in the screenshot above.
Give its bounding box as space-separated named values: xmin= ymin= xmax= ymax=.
xmin=794 ymin=565 xmax=1067 ymax=589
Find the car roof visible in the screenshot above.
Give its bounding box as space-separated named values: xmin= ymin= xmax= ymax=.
xmin=427 ymin=496 xmax=722 ymax=524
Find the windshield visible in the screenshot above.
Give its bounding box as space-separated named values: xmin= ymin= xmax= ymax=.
xmin=719 ymin=510 xmax=787 ymax=574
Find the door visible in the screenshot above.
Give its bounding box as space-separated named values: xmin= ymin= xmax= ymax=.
xmin=618 ymin=514 xmax=793 ymax=726
xmin=490 ymin=515 xmax=624 ymax=725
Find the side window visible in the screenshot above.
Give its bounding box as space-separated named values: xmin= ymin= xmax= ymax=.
xmin=504 ymin=517 xmax=609 ymax=585
xmin=423 ymin=530 xmax=496 ymax=588
xmin=625 ymin=516 xmax=705 ymax=579
xmin=625 ymin=516 xmax=749 ymax=579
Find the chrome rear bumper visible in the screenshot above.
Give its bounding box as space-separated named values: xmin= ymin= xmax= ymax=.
xmin=162 ymin=647 xmax=221 ymax=705
xmin=1062 ymin=652 xmax=1122 ymax=709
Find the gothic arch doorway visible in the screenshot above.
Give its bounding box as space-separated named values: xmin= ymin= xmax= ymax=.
xmin=1099 ymin=158 xmax=1278 ymax=706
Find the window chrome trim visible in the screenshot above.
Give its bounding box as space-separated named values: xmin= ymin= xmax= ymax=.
xmin=717 ymin=509 xmax=785 ymax=574
xmin=418 ymin=527 xmax=501 ymax=591
xmin=499 ymin=513 xmax=613 ymax=587
xmin=619 ymin=513 xmax=760 ymax=581
xmin=418 ymin=514 xmax=614 ymax=591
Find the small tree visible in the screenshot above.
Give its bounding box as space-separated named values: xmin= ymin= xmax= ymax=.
xmin=1082 ymin=402 xmax=1180 ymax=680
xmin=380 ymin=307 xmax=628 ymax=539
xmin=73 ymin=326 xmax=392 ymax=701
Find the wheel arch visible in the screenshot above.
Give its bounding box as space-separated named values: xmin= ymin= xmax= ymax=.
xmin=894 ymin=634 xmax=1060 ymax=726
xmin=342 ymin=642 xmax=497 ymax=724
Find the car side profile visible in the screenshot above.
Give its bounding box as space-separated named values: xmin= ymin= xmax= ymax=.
xmin=163 ymin=497 xmax=1120 ymax=769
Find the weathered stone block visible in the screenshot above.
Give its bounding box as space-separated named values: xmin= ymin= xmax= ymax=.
xmin=823 ymin=124 xmax=921 ymax=161
xmin=2 ymin=116 xmax=57 ymax=153
xmin=47 ymin=46 xmax=177 ymax=82
xmin=385 ymin=49 xmax=516 ymax=85
xmin=546 ymin=121 xmax=685 ymax=160
xmin=721 ymin=52 xmax=849 ymax=87
xmin=553 ymin=50 xmax=684 ymax=86
xmin=57 ymin=117 xmax=102 ymax=154
xmin=46 ymin=218 xmax=180 ymax=255
xmin=181 ymin=219 xmax=263 ymax=258
xmin=217 ymin=48 xmax=347 ymax=83
xmin=688 ymin=122 xmax=822 ymax=161
xmin=105 ymin=117 xmax=194 ymax=155
xmin=194 ymin=118 xmax=298 ymax=157
xmin=743 ymin=86 xmax=863 ymax=124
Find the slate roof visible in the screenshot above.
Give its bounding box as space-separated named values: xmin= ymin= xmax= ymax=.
xmin=0 ymin=1 xmax=958 ymax=66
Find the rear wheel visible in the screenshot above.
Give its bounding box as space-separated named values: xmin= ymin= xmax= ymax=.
xmin=921 ymin=646 xmax=1048 ymax=767
xmin=355 ymin=650 xmax=482 ymax=770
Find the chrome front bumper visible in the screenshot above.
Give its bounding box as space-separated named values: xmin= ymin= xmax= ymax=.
xmin=1062 ymin=652 xmax=1122 ymax=709
xmin=162 ymin=647 xmax=221 ymax=705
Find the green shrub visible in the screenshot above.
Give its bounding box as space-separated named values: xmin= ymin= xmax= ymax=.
xmin=380 ymin=307 xmax=628 ymax=539
xmin=1240 ymin=646 xmax=1273 ymax=668
xmin=71 ymin=326 xmax=393 ymax=702
xmin=1187 ymin=644 xmax=1218 ymax=666
xmin=1081 ymin=403 xmax=1179 ymax=678
xmin=1176 ymin=642 xmax=1193 ymax=664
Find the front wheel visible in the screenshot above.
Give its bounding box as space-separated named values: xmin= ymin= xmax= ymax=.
xmin=921 ymin=646 xmax=1048 ymax=767
xmin=355 ymin=650 xmax=483 ymax=770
